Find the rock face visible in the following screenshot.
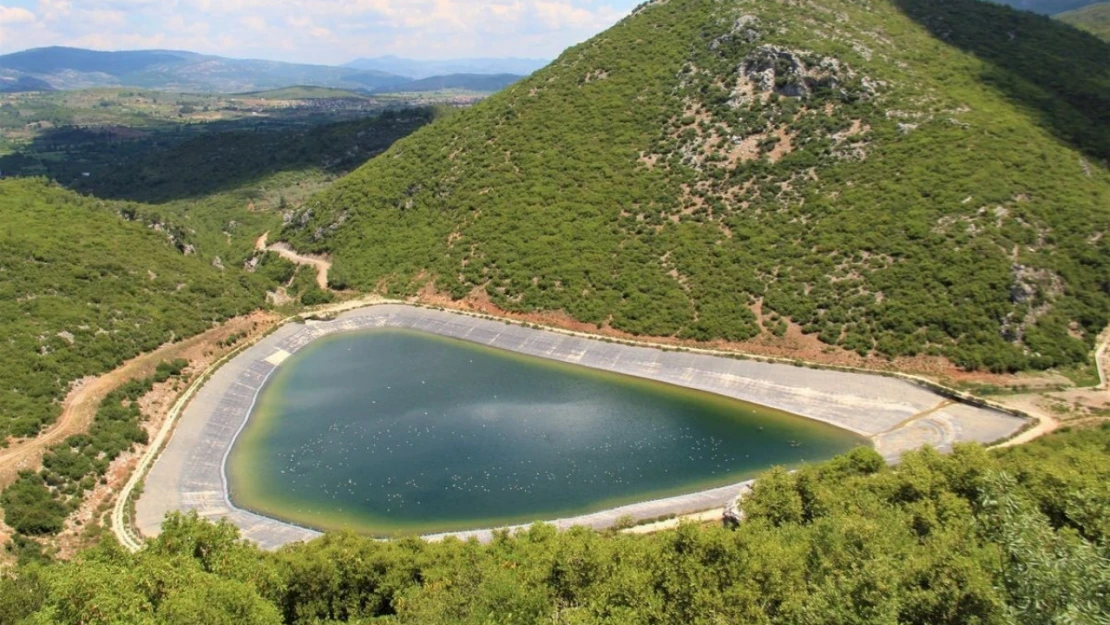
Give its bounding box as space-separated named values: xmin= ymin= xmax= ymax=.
xmin=710 ymin=14 xmax=762 ymax=50
xmin=1009 ymin=263 xmax=1062 ymax=306
xmin=739 ymin=45 xmax=845 ymax=99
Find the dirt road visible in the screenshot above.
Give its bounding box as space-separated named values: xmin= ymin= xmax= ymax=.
xmin=255 ymin=232 xmax=332 ymax=290
xmin=0 ymin=314 xmax=275 ymax=491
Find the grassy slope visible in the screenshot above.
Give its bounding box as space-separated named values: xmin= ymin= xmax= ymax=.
xmin=284 ymin=0 xmax=1110 ymax=374
xmin=1057 ymin=2 xmax=1110 ymax=40
xmin=0 ymin=179 xmax=270 ymax=439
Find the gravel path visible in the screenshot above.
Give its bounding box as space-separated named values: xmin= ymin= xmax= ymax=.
xmin=255 ymin=232 xmax=331 ymax=290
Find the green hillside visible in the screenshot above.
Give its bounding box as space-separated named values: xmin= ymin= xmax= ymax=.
xmin=1057 ymin=2 xmax=1110 ymax=40
xmin=284 ymin=0 xmax=1110 ymax=373
xmin=4 ymin=425 xmax=1109 ymax=623
xmin=0 ymin=179 xmax=274 ymax=440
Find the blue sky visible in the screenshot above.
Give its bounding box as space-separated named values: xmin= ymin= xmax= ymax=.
xmin=0 ymin=0 xmax=641 ymax=64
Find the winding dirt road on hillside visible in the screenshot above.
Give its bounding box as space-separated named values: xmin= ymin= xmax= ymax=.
xmin=0 ymin=315 xmax=272 ymax=491
xmin=255 ymin=232 xmax=332 ymax=290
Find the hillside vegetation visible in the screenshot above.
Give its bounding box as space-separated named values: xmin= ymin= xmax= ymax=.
xmin=0 ymin=179 xmax=275 ymax=441
xmin=3 ymin=425 xmax=1109 ymax=623
xmin=0 ymin=97 xmax=437 ymax=442
xmin=1057 ymin=2 xmax=1110 ymax=39
xmin=284 ymin=0 xmax=1110 ymax=374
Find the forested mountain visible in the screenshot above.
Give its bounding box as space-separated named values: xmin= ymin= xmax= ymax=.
xmin=3 ymin=424 xmax=1109 ymax=623
xmin=344 ymin=55 xmax=548 ymax=79
xmin=0 ymin=76 xmax=54 ymax=93
xmin=1057 ymin=2 xmax=1110 ymax=38
xmin=284 ymin=0 xmax=1110 ymax=373
xmin=0 ymin=47 xmax=409 ymax=93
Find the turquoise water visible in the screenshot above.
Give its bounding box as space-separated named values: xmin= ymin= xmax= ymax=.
xmin=227 ymin=329 xmax=865 ymax=535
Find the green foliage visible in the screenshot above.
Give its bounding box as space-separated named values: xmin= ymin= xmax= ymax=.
xmin=285 ymin=0 xmax=1110 ymax=372
xmin=289 ymin=269 xmax=333 ymax=306
xmin=1 ymin=362 xmax=188 ymax=536
xmin=977 ymin=472 xmax=1110 ymax=624
xmin=0 ymin=179 xmax=269 ymax=440
xmin=0 ymin=472 xmax=67 ymax=535
xmin=4 ymin=425 xmax=1110 ymax=624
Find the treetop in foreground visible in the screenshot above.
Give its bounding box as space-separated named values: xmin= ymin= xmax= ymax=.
xmin=3 ymin=424 xmax=1109 ymax=624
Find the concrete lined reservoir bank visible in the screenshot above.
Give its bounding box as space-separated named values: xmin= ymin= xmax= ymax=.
xmin=226 ymin=329 xmax=863 ymax=536
xmin=137 ymin=304 xmax=1027 ymax=549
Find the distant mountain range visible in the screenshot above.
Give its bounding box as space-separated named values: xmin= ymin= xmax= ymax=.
xmin=991 ymin=0 xmax=1101 ymax=14
xmin=343 ymin=56 xmax=549 ymax=80
xmin=0 ymin=47 xmax=538 ymax=94
xmin=0 ymin=75 xmax=54 ymax=93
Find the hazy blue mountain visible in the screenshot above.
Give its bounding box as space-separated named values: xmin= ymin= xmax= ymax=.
xmin=343 ymin=55 xmax=548 ymax=79
xmin=989 ymin=0 xmax=1100 ymax=14
xmin=364 ymin=73 xmax=523 ymax=93
xmin=0 ymin=47 xmax=190 ymax=75
xmin=0 ymin=46 xmax=409 ymax=93
xmin=0 ymin=75 xmax=55 ymax=93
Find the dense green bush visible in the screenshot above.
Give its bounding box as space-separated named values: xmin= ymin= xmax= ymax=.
xmin=2 ymin=425 xmax=1108 ymax=624
xmin=0 ymin=179 xmax=270 ymax=440
xmin=1 ymin=362 xmax=189 ymax=537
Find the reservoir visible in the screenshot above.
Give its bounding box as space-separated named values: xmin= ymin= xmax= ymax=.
xmin=226 ymin=328 xmax=865 ymax=535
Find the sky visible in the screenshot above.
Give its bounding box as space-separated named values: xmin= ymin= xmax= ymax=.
xmin=0 ymin=0 xmax=641 ymax=64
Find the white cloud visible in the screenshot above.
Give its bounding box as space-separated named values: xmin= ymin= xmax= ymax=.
xmin=240 ymin=14 xmax=266 ymax=31
xmin=2 ymin=0 xmax=637 ymax=63
xmin=0 ymin=5 xmax=36 ymax=24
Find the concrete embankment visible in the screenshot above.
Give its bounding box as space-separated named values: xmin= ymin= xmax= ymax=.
xmin=136 ymin=304 xmax=1026 ymax=549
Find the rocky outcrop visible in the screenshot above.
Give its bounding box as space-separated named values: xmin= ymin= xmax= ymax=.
xmin=728 ymin=45 xmax=880 ymax=107
xmin=710 ymin=14 xmax=762 ymax=50
xmin=739 ymin=45 xmax=846 ymax=99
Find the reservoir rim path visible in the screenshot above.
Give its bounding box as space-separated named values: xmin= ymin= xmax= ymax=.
xmin=136 ymin=304 xmax=1027 ymax=549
